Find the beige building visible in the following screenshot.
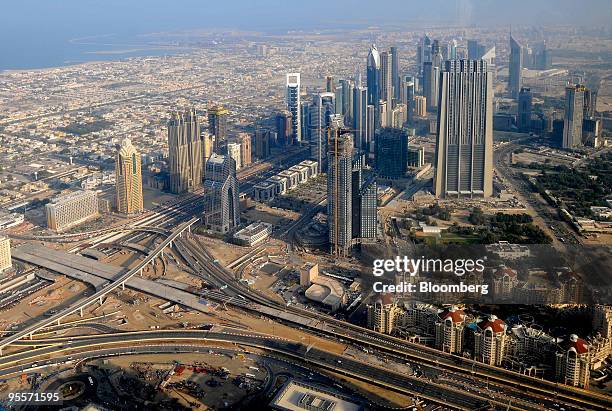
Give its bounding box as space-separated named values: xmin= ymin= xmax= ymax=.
xmin=473 ymin=315 xmax=507 ymax=366
xmin=555 ymin=334 xmax=591 ymax=388
xmin=115 ymin=139 xmax=143 ymax=215
xmin=0 ymin=236 xmax=11 ymax=273
xmin=300 ymin=262 xmax=318 ymax=287
xmin=46 ymin=190 xmax=98 ymax=232
xmin=167 ymin=109 xmax=203 ymax=194
xmin=367 ymin=294 xmax=401 ymax=334
xmin=227 ymin=142 xmax=242 ymax=170
xmin=413 ymin=95 xmax=427 ymax=117
xmin=239 ymin=133 xmax=252 ymax=167
xmin=434 ymin=306 xmax=466 ymax=354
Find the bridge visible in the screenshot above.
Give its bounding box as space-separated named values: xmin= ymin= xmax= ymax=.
xmin=0 ymin=217 xmax=200 ymax=354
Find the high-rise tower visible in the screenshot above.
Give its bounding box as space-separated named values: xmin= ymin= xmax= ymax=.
xmin=391 ymin=46 xmax=400 ymax=103
xmin=115 ymin=139 xmax=143 ymax=214
xmin=208 ymin=105 xmax=229 ymax=150
xmin=286 ymin=73 xmax=302 ymax=143
xmin=518 ymin=87 xmax=533 ymax=132
xmin=352 ymin=84 xmax=368 ymax=153
xmin=310 ymin=92 xmax=335 ymax=171
xmin=367 ymin=44 xmax=381 ymax=107
xmin=327 ymin=131 xmax=354 ymax=257
xmin=434 ymin=60 xmax=493 ymax=198
xmin=204 ymin=154 xmax=240 ymax=233
xmin=168 ymin=109 xmax=204 ymax=194
xmin=509 ymin=35 xmax=523 ymax=99
xmin=563 ymin=84 xmax=586 ymax=149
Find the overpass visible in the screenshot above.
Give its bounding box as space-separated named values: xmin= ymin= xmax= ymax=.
xmin=0 ymin=217 xmax=200 ymax=354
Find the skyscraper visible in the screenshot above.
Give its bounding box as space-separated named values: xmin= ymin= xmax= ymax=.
xmin=422 ymin=62 xmax=440 ymax=112
xmin=310 ymin=92 xmax=335 ymax=171
xmin=168 ymin=109 xmax=204 ymax=194
xmin=204 ymin=154 xmax=240 ymax=233
xmin=509 ymin=35 xmax=523 ymax=99
xmin=366 ymin=44 xmax=380 ymax=107
xmin=518 ymin=87 xmax=533 ymax=132
xmin=390 ymin=46 xmax=400 ymax=103
xmin=325 ymin=75 xmax=334 ymax=93
xmin=417 ymin=35 xmax=432 ymax=71
xmin=227 ymin=142 xmax=242 ymax=170
xmin=563 ymin=84 xmax=586 ymax=149
xmin=208 ymin=105 xmax=229 ymax=150
xmin=286 ymin=73 xmax=302 ymax=143
xmin=115 ymin=139 xmax=143 ymax=215
xmin=351 ymin=156 xmax=377 ymax=242
xmin=375 ymin=127 xmax=408 ymax=179
xmin=340 ymin=79 xmax=354 ymax=123
xmin=467 ymin=39 xmax=485 ymax=60
xmin=276 ymin=111 xmax=292 ymax=146
xmin=352 ymin=84 xmax=368 ymax=153
xmin=255 ymin=128 xmax=271 ymax=159
xmin=380 ymin=51 xmax=393 ymax=124
xmin=327 ymin=131 xmax=354 ymax=257
xmin=238 ymin=133 xmax=252 ymax=167
xmin=448 ymin=39 xmax=458 ymax=60
xmin=434 ymin=60 xmax=493 ymax=198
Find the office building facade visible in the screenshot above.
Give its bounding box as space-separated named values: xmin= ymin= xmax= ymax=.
xmin=375 ymin=127 xmax=408 ymax=179
xmin=204 ymin=154 xmax=240 ymax=233
xmin=208 ymin=105 xmax=229 ymax=150
xmin=434 ymin=60 xmax=494 ymax=198
xmin=286 ymin=73 xmax=302 ymax=143
xmin=46 ymin=190 xmax=99 ymax=232
xmin=509 ymin=35 xmax=523 ymax=99
xmin=327 ymin=132 xmax=354 ymax=257
xmin=167 ymin=109 xmax=204 ymax=194
xmin=563 ymin=84 xmax=586 ymax=149
xmin=0 ymin=236 xmax=11 ymax=273
xmin=115 ymin=138 xmax=143 ymax=215
xmin=518 ymin=87 xmax=533 ymax=132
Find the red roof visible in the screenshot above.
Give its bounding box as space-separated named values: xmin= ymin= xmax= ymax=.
xmin=375 ymin=293 xmax=395 ymax=306
xmin=494 ymin=267 xmax=517 ymax=279
xmin=439 ymin=307 xmax=465 ymax=323
xmin=477 ymin=315 xmax=506 ymax=333
xmin=566 ymin=334 xmax=589 ymax=355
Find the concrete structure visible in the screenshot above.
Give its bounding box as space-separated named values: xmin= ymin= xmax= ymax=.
xmin=563 ymin=84 xmax=586 ymax=149
xmin=278 ymin=170 xmax=299 ymax=190
xmin=227 ymin=142 xmax=242 ymax=170
xmin=271 ymin=379 xmax=362 ymax=411
xmin=509 ymin=35 xmax=523 ymax=99
xmin=268 ymin=175 xmax=288 ymax=195
xmin=300 ymin=262 xmax=319 ymax=287
xmin=305 ymin=276 xmax=346 ymax=312
xmin=233 ymin=222 xmax=273 ymax=246
xmin=286 ymin=73 xmax=302 ymax=143
xmin=115 ymin=139 xmax=143 ymax=215
xmin=298 ymin=160 xmax=318 ymax=179
xmin=473 ymin=315 xmax=507 ymax=366
xmin=46 ymin=190 xmax=99 ymax=232
xmin=352 ymin=84 xmax=368 ymax=153
xmin=434 ymin=60 xmax=493 ymax=198
xmin=167 ymin=109 xmax=203 ymax=194
xmin=0 ymin=236 xmax=11 ymax=273
xmin=204 ymin=154 xmax=240 ymax=233
xmin=555 ymin=334 xmax=591 ymax=388
xmin=238 ymin=133 xmax=252 ymax=167
xmin=0 ymin=212 xmax=24 ymax=230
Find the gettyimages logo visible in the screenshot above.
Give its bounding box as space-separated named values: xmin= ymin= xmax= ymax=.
xmin=372 ymin=256 xmax=486 ymax=277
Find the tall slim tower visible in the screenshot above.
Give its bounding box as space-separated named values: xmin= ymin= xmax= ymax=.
xmin=434 ymin=60 xmax=493 ymax=198
xmin=310 ymin=92 xmax=335 ymax=171
xmin=367 ymin=45 xmax=381 ymax=107
xmin=327 ymin=131 xmax=354 ymax=257
xmin=518 ymin=87 xmax=533 ymax=132
xmin=286 ymin=73 xmax=302 ymax=143
xmin=509 ymin=35 xmax=523 ymax=99
xmin=115 ymin=139 xmax=143 ymax=214
xmin=390 ymin=46 xmax=400 ymax=103
xmin=167 ymin=109 xmax=204 ymax=194
xmin=352 ymin=85 xmax=368 ymax=153
xmin=422 ymin=62 xmax=440 ymax=112
xmin=563 ymin=84 xmax=586 ymax=149
xmin=380 ymin=50 xmax=393 ymax=126
xmin=208 ymin=105 xmax=229 ymax=150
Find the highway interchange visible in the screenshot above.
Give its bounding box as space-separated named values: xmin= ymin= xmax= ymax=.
xmin=1 ymin=143 xmax=610 ymax=410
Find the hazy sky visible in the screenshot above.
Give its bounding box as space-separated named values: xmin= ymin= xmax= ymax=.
xmin=0 ymin=0 xmax=610 ymax=70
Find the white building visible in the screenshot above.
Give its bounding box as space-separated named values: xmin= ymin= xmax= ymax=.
xmin=233 ymin=222 xmax=273 ymax=246
xmin=45 ymin=190 xmax=99 ymax=232
xmin=227 ymin=142 xmax=242 ymax=170
xmin=0 ymin=236 xmax=11 ymax=273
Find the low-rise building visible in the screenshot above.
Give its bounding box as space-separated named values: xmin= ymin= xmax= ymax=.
xmin=555 ymin=334 xmax=591 ymax=388
xmin=45 ymin=190 xmax=99 ymax=232
xmin=253 ymin=182 xmax=276 ymax=202
xmin=233 ymin=222 xmax=273 ymax=246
